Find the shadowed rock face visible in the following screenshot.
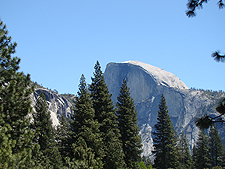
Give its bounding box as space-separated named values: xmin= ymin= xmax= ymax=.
xmin=104 ymin=61 xmax=224 ymax=157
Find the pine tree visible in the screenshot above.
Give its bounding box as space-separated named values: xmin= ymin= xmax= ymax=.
xmin=209 ymin=124 xmax=225 ymax=167
xmin=193 ymin=129 xmax=211 ymax=169
xmin=177 ymin=131 xmax=192 ymax=169
xmin=116 ymin=78 xmax=142 ymax=169
xmin=70 ymin=74 xmax=103 ymax=168
xmin=0 ymin=20 xmax=35 ymax=168
xmin=66 ymin=137 xmax=101 ymax=169
xmin=56 ymin=114 xmax=71 ymax=161
xmin=89 ymin=61 xmax=126 ymax=169
xmin=32 ymin=92 xmax=63 ymax=168
xmin=152 ymin=94 xmax=179 ymax=169
xmin=33 ymin=93 xmax=54 ymax=150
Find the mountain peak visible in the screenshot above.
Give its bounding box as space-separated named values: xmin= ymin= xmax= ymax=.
xmin=123 ymin=60 xmax=188 ymax=90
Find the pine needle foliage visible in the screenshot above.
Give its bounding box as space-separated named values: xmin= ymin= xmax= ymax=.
xmin=193 ymin=129 xmax=211 ymax=169
xmin=0 ymin=20 xmax=35 ymax=168
xmin=177 ymin=131 xmax=192 ymax=169
xmin=89 ymin=61 xmax=126 ymax=169
xmin=56 ymin=115 xmax=71 ymax=161
xmin=70 ymin=74 xmax=103 ymax=168
xmin=116 ymin=78 xmax=142 ymax=169
xmin=32 ymin=93 xmax=54 ymax=151
xmin=32 ymin=92 xmax=63 ymax=168
xmin=152 ymin=94 xmax=179 ymax=169
xmin=209 ymin=124 xmax=225 ymax=167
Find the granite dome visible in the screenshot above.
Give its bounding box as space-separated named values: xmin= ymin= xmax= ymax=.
xmin=123 ymin=61 xmax=188 ymax=90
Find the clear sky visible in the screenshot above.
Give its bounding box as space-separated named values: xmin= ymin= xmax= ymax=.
xmin=2 ymin=0 xmax=225 ymax=94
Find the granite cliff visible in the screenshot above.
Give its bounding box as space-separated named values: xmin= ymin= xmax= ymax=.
xmin=104 ymin=60 xmax=225 ymax=157
xmin=31 ymin=88 xmax=74 ymax=126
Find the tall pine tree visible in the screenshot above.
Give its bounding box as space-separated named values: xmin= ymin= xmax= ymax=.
xmin=0 ymin=20 xmax=35 ymax=168
xmin=56 ymin=114 xmax=71 ymax=162
xmin=209 ymin=124 xmax=225 ymax=167
xmin=152 ymin=94 xmax=179 ymax=169
xmin=32 ymin=92 xmax=63 ymax=168
xmin=89 ymin=61 xmax=126 ymax=169
xmin=193 ymin=129 xmax=211 ymax=169
xmin=116 ymin=78 xmax=142 ymax=169
xmin=70 ymin=74 xmax=103 ymax=168
xmin=33 ymin=93 xmax=55 ymax=151
xmin=177 ymin=131 xmax=192 ymax=169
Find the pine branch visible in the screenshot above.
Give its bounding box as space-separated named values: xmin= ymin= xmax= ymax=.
xmin=212 ymin=51 xmax=225 ymax=62
xmin=186 ymin=0 xmax=224 ymax=17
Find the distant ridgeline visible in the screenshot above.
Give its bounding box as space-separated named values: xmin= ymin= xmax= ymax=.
xmin=31 ymin=61 xmax=225 ymax=157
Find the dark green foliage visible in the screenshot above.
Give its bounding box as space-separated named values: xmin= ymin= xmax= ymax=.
xmin=32 ymin=93 xmax=54 ymax=150
xmin=139 ymin=161 xmax=147 ymax=169
xmin=70 ymin=74 xmax=103 ymax=168
xmin=142 ymin=156 xmax=153 ymax=169
xmin=116 ymin=78 xmax=142 ymax=169
xmin=89 ymin=61 xmax=126 ymax=169
xmin=193 ymin=129 xmax=211 ymax=169
xmin=0 ymin=20 xmax=35 ymax=168
xmin=139 ymin=156 xmax=153 ymax=169
xmin=177 ymin=131 xmax=192 ymax=169
xmin=56 ymin=115 xmax=71 ymax=161
xmin=32 ymin=92 xmax=63 ymax=168
xmin=152 ymin=94 xmax=179 ymax=169
xmin=209 ymin=124 xmax=225 ymax=167
xmin=65 ymin=137 xmax=102 ymax=169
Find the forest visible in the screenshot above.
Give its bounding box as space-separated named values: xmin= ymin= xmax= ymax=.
xmin=1 ymin=20 xmax=225 ymax=169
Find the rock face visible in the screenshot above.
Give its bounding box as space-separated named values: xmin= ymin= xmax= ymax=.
xmin=31 ymin=88 xmax=73 ymax=126
xmin=104 ymin=60 xmax=225 ymax=157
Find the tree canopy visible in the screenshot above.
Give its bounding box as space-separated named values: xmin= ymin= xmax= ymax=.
xmin=152 ymin=94 xmax=179 ymax=169
xmin=116 ymin=78 xmax=142 ymax=169
xmin=0 ymin=20 xmax=35 ymax=168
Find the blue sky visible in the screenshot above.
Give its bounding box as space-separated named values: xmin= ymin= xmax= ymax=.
xmin=2 ymin=0 xmax=225 ymax=94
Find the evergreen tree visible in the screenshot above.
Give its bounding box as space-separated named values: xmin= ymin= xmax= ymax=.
xmin=192 ymin=145 xmax=197 ymax=167
xmin=193 ymin=129 xmax=211 ymax=169
xmin=66 ymin=137 xmax=101 ymax=169
xmin=33 ymin=93 xmax=54 ymax=150
xmin=32 ymin=92 xmax=63 ymax=168
xmin=209 ymin=124 xmax=225 ymax=167
xmin=139 ymin=156 xmax=153 ymax=169
xmin=56 ymin=114 xmax=71 ymax=161
xmin=116 ymin=78 xmax=142 ymax=168
xmin=177 ymin=131 xmax=192 ymax=169
xmin=89 ymin=61 xmax=126 ymax=169
xmin=152 ymin=94 xmax=179 ymax=169
xmin=70 ymin=74 xmax=103 ymax=168
xmin=0 ymin=20 xmax=35 ymax=168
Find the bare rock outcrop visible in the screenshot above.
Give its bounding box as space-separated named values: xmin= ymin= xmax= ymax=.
xmin=30 ymin=88 xmax=73 ymax=126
